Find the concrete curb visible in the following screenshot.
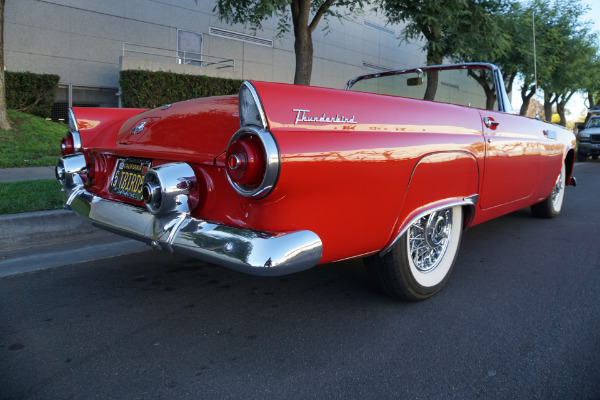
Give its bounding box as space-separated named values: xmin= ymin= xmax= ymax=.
xmin=0 ymin=209 xmax=112 ymax=252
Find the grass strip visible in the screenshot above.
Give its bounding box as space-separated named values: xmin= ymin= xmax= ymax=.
xmin=0 ymin=110 xmax=66 ymax=168
xmin=0 ymin=179 xmax=63 ymax=215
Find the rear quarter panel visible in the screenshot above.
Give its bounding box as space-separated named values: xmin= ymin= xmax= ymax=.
xmin=249 ymin=82 xmax=485 ymax=263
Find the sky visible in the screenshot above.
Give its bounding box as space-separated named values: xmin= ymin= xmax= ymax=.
xmin=512 ymin=0 xmax=600 ymax=123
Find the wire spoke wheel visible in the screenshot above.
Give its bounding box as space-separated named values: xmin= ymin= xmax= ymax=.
xmin=551 ymin=166 xmax=565 ymax=212
xmin=365 ymin=205 xmax=463 ymax=301
xmin=532 ymin=163 xmax=566 ymax=219
xmin=408 ymin=209 xmax=452 ymax=273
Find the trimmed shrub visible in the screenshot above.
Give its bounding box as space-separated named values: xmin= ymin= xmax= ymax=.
xmin=119 ymin=70 xmax=244 ymax=108
xmin=6 ymin=71 xmax=60 ymax=118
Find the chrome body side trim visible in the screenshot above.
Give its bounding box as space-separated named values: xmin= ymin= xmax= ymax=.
xmin=380 ymin=195 xmax=479 ymax=256
xmin=68 ymin=108 xmax=79 ymax=132
xmin=239 ymin=81 xmax=268 ymax=129
xmin=68 ymin=108 xmax=82 ymax=152
xmin=57 ymin=157 xmax=322 ymax=277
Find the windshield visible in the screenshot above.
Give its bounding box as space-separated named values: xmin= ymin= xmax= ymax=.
xmin=586 ymin=117 xmax=600 ymax=129
xmin=347 ymin=66 xmax=498 ymax=111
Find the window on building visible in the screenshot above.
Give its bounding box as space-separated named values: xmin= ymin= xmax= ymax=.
xmin=177 ymin=29 xmax=203 ymax=66
xmin=52 ymin=85 xmax=119 ymax=123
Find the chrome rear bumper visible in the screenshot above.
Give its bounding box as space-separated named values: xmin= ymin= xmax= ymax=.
xmin=57 ymin=155 xmax=322 ymax=277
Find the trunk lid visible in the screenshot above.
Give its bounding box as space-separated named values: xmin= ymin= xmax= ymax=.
xmin=114 ymin=95 xmax=239 ymax=163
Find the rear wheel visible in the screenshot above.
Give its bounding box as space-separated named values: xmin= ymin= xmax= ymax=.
xmin=531 ymin=163 xmax=565 ymax=219
xmin=365 ymin=206 xmax=463 ymax=301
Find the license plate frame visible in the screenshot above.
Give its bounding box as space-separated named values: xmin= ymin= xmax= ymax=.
xmin=109 ymin=158 xmax=152 ymax=201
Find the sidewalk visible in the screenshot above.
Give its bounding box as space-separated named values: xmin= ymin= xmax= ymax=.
xmin=0 ymin=165 xmax=56 ymax=182
xmin=0 ymin=166 xmax=149 ymax=273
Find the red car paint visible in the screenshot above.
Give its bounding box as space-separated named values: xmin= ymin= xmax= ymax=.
xmin=72 ymin=81 xmax=575 ymax=265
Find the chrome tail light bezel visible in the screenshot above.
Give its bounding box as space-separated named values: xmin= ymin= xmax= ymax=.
xmin=225 ymin=126 xmax=280 ymax=199
xmin=228 ymin=81 xmax=280 ymax=199
xmin=61 ymin=108 xmax=82 ymax=156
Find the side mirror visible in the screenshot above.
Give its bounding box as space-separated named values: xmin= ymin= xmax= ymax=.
xmin=407 ymin=68 xmax=423 ymax=86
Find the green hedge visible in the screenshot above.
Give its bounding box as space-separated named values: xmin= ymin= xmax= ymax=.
xmin=119 ymin=70 xmax=244 ymax=108
xmin=6 ymin=71 xmax=60 ymax=119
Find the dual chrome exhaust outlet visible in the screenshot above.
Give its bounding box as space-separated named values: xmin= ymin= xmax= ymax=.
xmin=140 ymin=162 xmax=196 ymax=215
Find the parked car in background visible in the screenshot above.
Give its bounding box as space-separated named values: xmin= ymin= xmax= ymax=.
xmin=56 ymin=63 xmax=576 ymax=301
xmin=577 ymin=115 xmax=600 ymax=162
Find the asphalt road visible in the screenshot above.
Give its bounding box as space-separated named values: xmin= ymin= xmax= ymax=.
xmin=1 ymin=161 xmax=599 ymax=400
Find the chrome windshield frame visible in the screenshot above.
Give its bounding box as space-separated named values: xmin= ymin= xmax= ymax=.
xmin=345 ymin=62 xmax=514 ymax=114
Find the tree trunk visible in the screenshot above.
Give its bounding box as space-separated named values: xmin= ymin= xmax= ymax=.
xmin=485 ymin=91 xmax=496 ymax=111
xmin=468 ymin=69 xmax=496 ymax=110
xmin=543 ymin=92 xmax=554 ymax=122
xmin=0 ymin=0 xmax=11 ymax=131
xmin=584 ymin=91 xmax=596 ymax=125
xmin=291 ymin=0 xmax=313 ymax=85
xmin=424 ymin=50 xmax=442 ymax=101
xmin=519 ymin=84 xmax=535 ymax=116
xmin=556 ymin=103 xmax=566 ymax=127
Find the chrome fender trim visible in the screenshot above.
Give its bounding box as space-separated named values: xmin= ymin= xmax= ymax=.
xmin=380 ymin=194 xmax=478 ymax=256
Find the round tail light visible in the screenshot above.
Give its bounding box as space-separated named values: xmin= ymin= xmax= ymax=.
xmin=61 ymin=134 xmax=75 ymax=156
xmin=60 ymin=130 xmax=82 ymax=156
xmin=225 ymin=127 xmax=279 ymax=199
xmin=226 ymin=135 xmax=266 ymax=187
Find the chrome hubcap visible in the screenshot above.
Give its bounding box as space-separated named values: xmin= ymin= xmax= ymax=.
xmin=408 ymin=209 xmax=453 ymax=272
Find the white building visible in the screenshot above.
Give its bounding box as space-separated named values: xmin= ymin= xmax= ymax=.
xmin=5 ymin=0 xmax=425 ymax=119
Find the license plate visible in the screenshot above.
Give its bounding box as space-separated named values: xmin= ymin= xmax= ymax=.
xmin=109 ymin=158 xmax=151 ymax=201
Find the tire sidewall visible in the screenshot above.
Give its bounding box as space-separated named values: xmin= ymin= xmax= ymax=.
xmin=550 ymin=164 xmax=566 ymax=216
xmin=394 ymin=206 xmax=463 ymax=300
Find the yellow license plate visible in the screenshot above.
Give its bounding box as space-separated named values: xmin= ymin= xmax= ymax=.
xmin=109 ymin=158 xmax=151 ymax=201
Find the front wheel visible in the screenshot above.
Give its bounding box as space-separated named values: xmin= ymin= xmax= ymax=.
xmin=531 ymin=163 xmax=565 ymax=219
xmin=365 ymin=206 xmax=463 ymax=301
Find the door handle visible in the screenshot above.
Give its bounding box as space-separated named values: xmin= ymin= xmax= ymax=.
xmin=484 ymin=117 xmax=500 ymax=129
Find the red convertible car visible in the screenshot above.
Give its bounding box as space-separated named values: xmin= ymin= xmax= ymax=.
xmin=56 ymin=63 xmax=576 ymax=301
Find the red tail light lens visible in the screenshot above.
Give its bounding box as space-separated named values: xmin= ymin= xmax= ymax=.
xmin=226 ymin=135 xmax=266 ymax=188
xmin=61 ymin=134 xmax=75 ymax=156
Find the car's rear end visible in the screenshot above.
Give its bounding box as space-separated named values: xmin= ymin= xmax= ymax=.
xmin=56 ymin=83 xmax=323 ymax=276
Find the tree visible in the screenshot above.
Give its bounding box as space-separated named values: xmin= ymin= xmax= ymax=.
xmin=0 ymin=0 xmax=11 ymax=131
xmin=514 ymin=0 xmax=559 ymax=116
xmin=213 ymin=0 xmax=365 ymax=85
xmin=533 ymin=0 xmax=596 ymax=125
xmin=582 ymin=55 xmax=600 ymax=124
xmin=376 ymin=0 xmax=508 ymax=101
xmin=548 ymin=32 xmax=598 ymax=125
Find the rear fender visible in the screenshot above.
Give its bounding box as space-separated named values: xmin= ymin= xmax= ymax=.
xmin=382 ymin=151 xmax=480 ymax=255
xmin=71 ymin=107 xmax=147 ymax=149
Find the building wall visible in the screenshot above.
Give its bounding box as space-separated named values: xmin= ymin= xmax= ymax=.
xmin=5 ymin=0 xmax=426 ymax=95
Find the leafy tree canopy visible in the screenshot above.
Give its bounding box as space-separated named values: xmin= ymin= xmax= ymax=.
xmin=213 ymin=0 xmax=366 ymax=85
xmin=376 ymin=0 xmax=509 ymax=100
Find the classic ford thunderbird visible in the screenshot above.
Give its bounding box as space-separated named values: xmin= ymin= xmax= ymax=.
xmin=56 ymin=63 xmax=576 ymax=301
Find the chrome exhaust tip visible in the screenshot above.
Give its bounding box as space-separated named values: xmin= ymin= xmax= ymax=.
xmin=141 ymin=163 xmax=196 ymax=215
